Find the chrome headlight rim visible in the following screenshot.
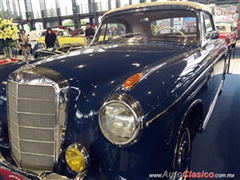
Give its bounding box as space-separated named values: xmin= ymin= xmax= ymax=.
xmin=99 ymin=93 xmax=144 ymax=147
xmin=65 ymin=143 xmax=90 ymax=173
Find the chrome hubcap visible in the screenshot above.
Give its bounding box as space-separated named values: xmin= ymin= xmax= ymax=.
xmin=177 ymin=128 xmax=191 ymax=180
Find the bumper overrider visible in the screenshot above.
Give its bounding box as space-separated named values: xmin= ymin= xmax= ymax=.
xmin=0 ymin=153 xmax=89 ymax=180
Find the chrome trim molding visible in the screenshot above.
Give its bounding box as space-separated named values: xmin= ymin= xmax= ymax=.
xmin=7 ymin=66 xmax=69 ymax=170
xmin=202 ymin=79 xmax=224 ymax=130
xmin=99 ymin=93 xmax=144 ymax=146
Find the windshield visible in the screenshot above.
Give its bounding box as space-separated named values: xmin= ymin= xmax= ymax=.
xmin=92 ymin=10 xmax=199 ymax=45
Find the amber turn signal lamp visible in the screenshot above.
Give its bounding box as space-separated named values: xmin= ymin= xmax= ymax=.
xmin=124 ymin=73 xmax=142 ymax=89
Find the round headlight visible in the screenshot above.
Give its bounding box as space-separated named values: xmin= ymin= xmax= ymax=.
xmin=65 ymin=144 xmax=90 ymax=173
xmin=99 ymin=94 xmax=143 ymax=146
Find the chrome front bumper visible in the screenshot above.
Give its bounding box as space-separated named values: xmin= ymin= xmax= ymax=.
xmin=0 ymin=153 xmax=88 ymax=180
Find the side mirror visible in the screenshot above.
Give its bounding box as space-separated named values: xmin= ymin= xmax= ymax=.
xmin=232 ymin=27 xmax=236 ymax=31
xmin=206 ymin=30 xmax=219 ymax=39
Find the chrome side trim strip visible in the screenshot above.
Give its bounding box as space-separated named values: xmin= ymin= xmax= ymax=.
xmin=202 ymin=79 xmax=224 ymax=130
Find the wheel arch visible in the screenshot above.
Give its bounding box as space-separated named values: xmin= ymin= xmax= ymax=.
xmin=184 ymin=99 xmax=204 ymax=132
xmin=172 ymin=99 xmax=203 ymax=171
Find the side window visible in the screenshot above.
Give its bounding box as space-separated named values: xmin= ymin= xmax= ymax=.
xmin=203 ymin=13 xmax=214 ymax=32
xmin=105 ymin=23 xmax=126 ymax=37
xmin=97 ymin=22 xmax=126 ymax=42
xmin=151 ymin=17 xmax=197 ymax=36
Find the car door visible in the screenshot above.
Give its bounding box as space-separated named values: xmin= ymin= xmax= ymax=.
xmin=202 ymin=12 xmax=227 ymax=129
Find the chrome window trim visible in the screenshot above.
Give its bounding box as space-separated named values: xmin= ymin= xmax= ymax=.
xmin=7 ymin=66 xmax=69 ymax=169
xmin=99 ymin=93 xmax=144 ymax=147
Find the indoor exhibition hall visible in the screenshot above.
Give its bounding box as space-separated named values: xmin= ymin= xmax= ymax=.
xmin=0 ymin=0 xmax=240 ymax=180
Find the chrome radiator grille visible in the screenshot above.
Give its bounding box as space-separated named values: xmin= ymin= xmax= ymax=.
xmin=7 ymin=81 xmax=56 ymax=171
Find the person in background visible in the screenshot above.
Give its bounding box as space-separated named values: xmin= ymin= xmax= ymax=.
xmin=85 ymin=22 xmax=95 ymax=45
xmin=19 ymin=29 xmax=29 ymax=57
xmin=28 ymin=27 xmax=40 ymax=54
xmin=65 ymin=27 xmax=69 ymax=33
xmin=45 ymin=28 xmax=57 ymax=48
xmin=79 ymin=28 xmax=84 ymax=34
xmin=68 ymin=27 xmax=73 ymax=34
xmin=92 ymin=23 xmax=97 ymax=32
xmin=111 ymin=26 xmax=117 ymax=36
xmin=71 ymin=26 xmax=79 ymax=36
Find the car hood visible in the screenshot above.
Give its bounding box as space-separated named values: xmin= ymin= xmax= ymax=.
xmin=33 ymin=43 xmax=192 ymax=85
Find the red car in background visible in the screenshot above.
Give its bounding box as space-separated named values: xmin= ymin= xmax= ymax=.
xmin=216 ymin=23 xmax=237 ymax=49
xmin=0 ymin=58 xmax=18 ymax=66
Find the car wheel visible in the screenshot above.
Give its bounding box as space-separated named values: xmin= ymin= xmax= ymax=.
xmin=175 ymin=125 xmax=191 ymax=180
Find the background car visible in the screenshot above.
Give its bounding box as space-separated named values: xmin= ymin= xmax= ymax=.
xmin=216 ymin=23 xmax=237 ymax=48
xmin=0 ymin=58 xmax=18 ymax=66
xmin=39 ymin=29 xmax=68 ymax=37
xmin=38 ymin=29 xmax=87 ymax=47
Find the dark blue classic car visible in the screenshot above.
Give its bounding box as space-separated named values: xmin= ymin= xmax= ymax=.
xmin=0 ymin=1 xmax=228 ymax=180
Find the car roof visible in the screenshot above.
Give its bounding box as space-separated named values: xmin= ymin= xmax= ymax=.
xmin=103 ymin=1 xmax=211 ymax=17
